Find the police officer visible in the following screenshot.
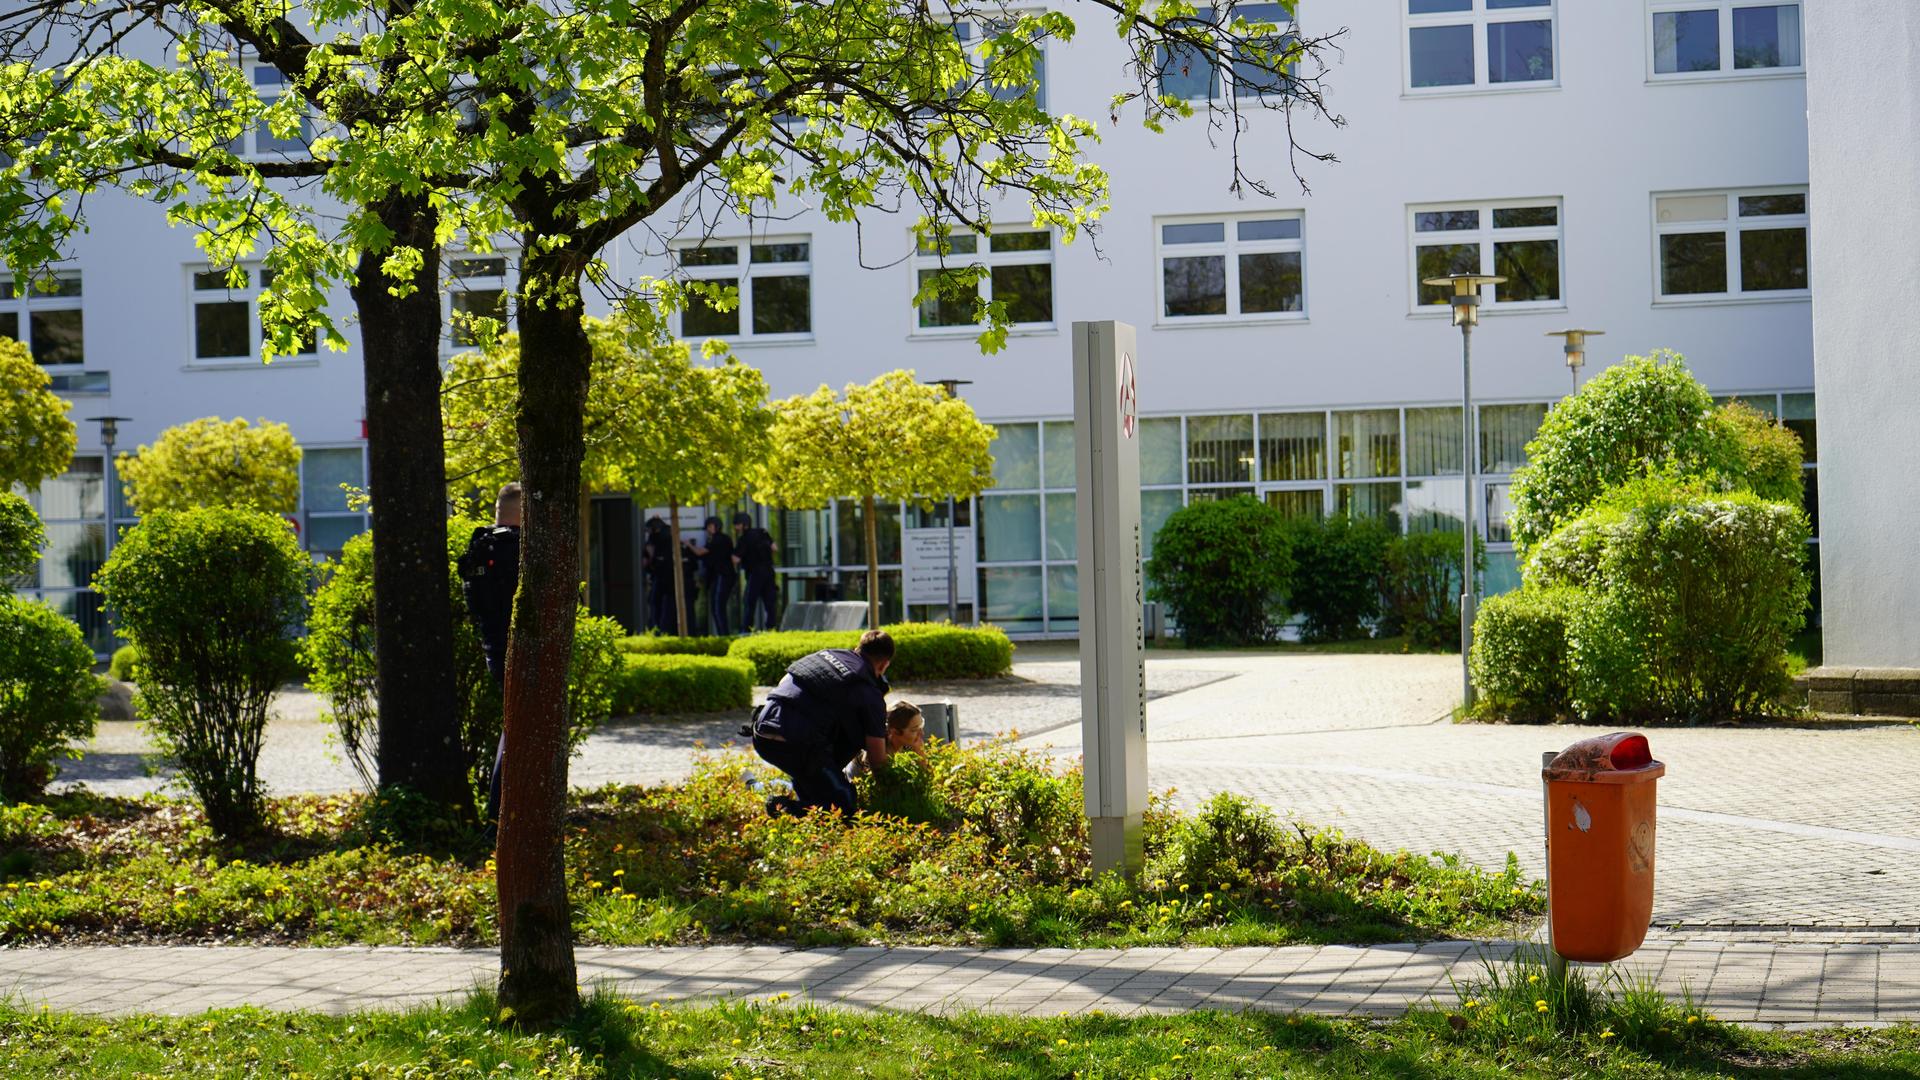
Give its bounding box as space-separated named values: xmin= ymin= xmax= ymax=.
xmin=750 ymin=629 xmax=896 ymax=816
xmin=457 ymin=481 xmax=521 ymax=826
xmin=733 ymin=511 xmax=777 ymax=632
xmin=685 ymin=515 xmax=736 ymax=635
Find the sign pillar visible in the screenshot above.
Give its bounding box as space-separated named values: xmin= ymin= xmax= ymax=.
xmin=1073 ymin=321 xmax=1147 ymax=879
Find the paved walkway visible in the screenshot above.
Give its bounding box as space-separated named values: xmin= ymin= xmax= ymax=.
xmin=4 ymin=935 xmax=1917 ymax=1027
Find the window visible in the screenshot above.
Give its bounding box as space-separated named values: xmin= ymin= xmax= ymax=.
xmin=914 ymin=229 xmax=1054 ymax=331
xmin=1155 ymin=3 xmax=1298 ymax=101
xmin=447 ymin=255 xmax=512 ymax=348
xmin=1650 ymin=2 xmax=1801 ymax=78
xmin=190 ymin=265 xmax=319 ymax=364
xmin=0 ymin=271 xmax=83 ymax=366
xmin=673 ymin=239 xmax=812 ymax=340
xmin=1157 ymin=213 xmax=1306 ymax=321
xmin=241 ymin=64 xmax=313 ymax=158
xmin=1655 ymin=188 xmax=1808 ymax=300
xmin=1412 ymin=201 xmax=1563 ymax=310
xmin=1187 ymin=414 xmax=1255 ymax=486
xmin=301 ymin=447 xmax=369 ymax=556
xmin=955 ymin=18 xmax=1048 ymax=108
xmin=1406 ymin=0 xmax=1555 ymax=92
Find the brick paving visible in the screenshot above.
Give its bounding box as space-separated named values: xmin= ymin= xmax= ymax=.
xmin=3 ymin=936 xmax=1918 ymax=1026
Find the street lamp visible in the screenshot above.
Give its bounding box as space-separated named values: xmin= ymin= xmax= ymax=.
xmin=926 ymin=378 xmax=974 ymax=626
xmin=86 ymin=416 xmax=133 ymax=559
xmin=1419 ymin=273 xmax=1504 ymax=709
xmin=1546 ymin=329 xmax=1605 ymax=392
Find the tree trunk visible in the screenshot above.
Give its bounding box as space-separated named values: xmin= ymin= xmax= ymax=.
xmin=669 ymin=495 xmax=689 ymax=637
xmin=579 ymin=486 xmax=593 ymax=587
xmin=348 ymin=194 xmax=470 ymax=815
xmin=863 ymin=493 xmax=881 ymax=630
xmin=494 ymin=252 xmax=587 ymax=1028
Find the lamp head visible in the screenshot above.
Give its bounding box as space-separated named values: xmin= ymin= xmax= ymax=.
xmin=1545 ymin=329 xmax=1605 ymax=372
xmin=1420 ymin=273 xmax=1507 ymax=327
xmin=86 ymin=415 xmax=133 ymax=449
xmin=925 ymin=378 xmax=974 ymax=398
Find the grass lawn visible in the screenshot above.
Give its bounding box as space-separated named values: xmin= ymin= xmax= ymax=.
xmin=3 ymin=989 xmax=1915 ymax=1079
xmin=1787 ymin=628 xmax=1823 ymax=676
xmin=0 ymin=741 xmax=1538 ymax=949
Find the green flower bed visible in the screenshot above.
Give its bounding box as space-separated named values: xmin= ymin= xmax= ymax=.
xmin=0 ymin=742 xmax=1535 ymax=949
xmin=611 ymin=654 xmax=755 ymax=715
xmin=617 ymin=633 xmax=734 ymax=658
xmin=728 ymin=622 xmax=1014 ymax=685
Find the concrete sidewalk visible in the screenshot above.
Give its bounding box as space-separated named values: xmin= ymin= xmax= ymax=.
xmin=4 ymin=934 xmax=1917 ymax=1028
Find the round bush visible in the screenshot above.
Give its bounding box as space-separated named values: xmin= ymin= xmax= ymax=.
xmin=1536 ymin=476 xmax=1810 ymax=723
xmin=611 ymin=654 xmax=754 ymax=714
xmin=1469 ymin=586 xmax=1582 ymax=722
xmin=0 ymin=595 xmax=102 ymax=801
xmin=94 ymin=508 xmax=309 ymax=835
xmin=1145 ymin=496 xmax=1293 ymax=646
xmin=726 ymin=624 xmax=1013 ymax=685
xmin=117 ymin=417 xmax=303 ymax=516
xmin=1284 ymin=513 xmax=1392 ymax=643
xmin=106 ymin=644 xmax=142 ymax=684
xmin=0 ymin=491 xmax=44 ymax=580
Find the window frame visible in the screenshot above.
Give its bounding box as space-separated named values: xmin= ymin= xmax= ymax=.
xmin=1153 ymin=3 xmax=1301 ymax=103
xmin=186 ymin=262 xmax=321 ymax=367
xmin=1154 ymin=211 xmax=1309 ymax=326
xmin=953 ymin=13 xmax=1050 ymax=111
xmin=670 ymin=236 xmax=815 ymax=344
xmin=1651 ymin=186 xmax=1810 ymax=304
xmin=237 ymin=60 xmax=315 ymax=161
xmin=298 ymin=444 xmax=371 ymax=558
xmin=1645 ymin=0 xmax=1805 ymax=82
xmin=444 ymin=251 xmax=516 ymax=351
xmin=908 ymin=227 xmax=1058 ymax=337
xmin=1407 ymin=198 xmax=1566 ymax=315
xmin=1403 ymin=0 xmax=1560 ymax=96
xmin=0 ymin=269 xmax=84 ymax=368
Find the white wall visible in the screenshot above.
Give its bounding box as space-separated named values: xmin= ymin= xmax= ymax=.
xmin=1804 ymin=3 xmax=1920 ymax=668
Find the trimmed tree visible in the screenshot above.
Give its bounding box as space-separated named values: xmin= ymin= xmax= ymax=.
xmin=117 ymin=417 xmax=302 ymax=516
xmin=0 ymin=491 xmax=45 ymax=580
xmin=756 ymin=372 xmax=995 ymax=631
xmin=0 ymin=338 xmax=76 ymax=493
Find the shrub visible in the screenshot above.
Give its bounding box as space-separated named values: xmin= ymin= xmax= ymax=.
xmin=0 ymin=595 xmax=103 ymax=801
xmin=619 ymin=634 xmax=733 ymax=657
xmin=303 ymin=522 xmax=615 ymax=803
xmin=1469 ymin=587 xmax=1582 ymax=722
xmin=1507 ymin=352 xmax=1807 ymax=552
xmin=611 ymin=655 xmax=754 ymax=714
xmin=1532 ymin=476 xmax=1810 ymax=723
xmin=1382 ymin=531 xmax=1485 ymax=649
xmin=117 ymin=416 xmax=303 ymax=516
xmin=0 ymin=337 xmax=77 ymax=493
xmin=0 ymin=490 xmax=44 ymax=579
xmin=106 ymin=645 xmax=141 ymax=683
xmin=94 ymin=508 xmax=309 ymax=835
xmin=1144 ymin=496 xmax=1293 ymax=646
xmin=1145 ymin=792 xmax=1290 ymax=892
xmin=1284 ymin=514 xmax=1392 ymax=643
xmin=727 ymin=623 xmax=1013 ymax=685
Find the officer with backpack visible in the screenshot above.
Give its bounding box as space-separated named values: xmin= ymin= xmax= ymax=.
xmin=749 ymin=629 xmax=897 ymax=817
xmin=457 ymin=482 xmax=521 ymax=825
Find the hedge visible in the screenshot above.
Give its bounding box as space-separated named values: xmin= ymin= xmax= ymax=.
xmin=1469 ymin=586 xmax=1581 ymax=722
xmin=618 ymin=634 xmax=734 ymax=658
xmin=727 ymin=623 xmax=1014 ymax=685
xmin=612 ymin=654 xmax=755 ymax=714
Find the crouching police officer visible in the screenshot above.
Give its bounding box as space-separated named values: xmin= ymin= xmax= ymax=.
xmin=750 ymin=629 xmax=896 ymax=816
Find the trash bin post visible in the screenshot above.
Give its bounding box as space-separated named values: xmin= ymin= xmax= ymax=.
xmin=1542 ymin=749 xmax=1568 ymax=986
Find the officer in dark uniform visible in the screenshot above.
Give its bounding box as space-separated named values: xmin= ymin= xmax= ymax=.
xmin=733 ymin=511 xmax=778 ymax=632
xmin=750 ymin=629 xmax=896 ymax=816
xmin=457 ymin=481 xmax=521 ymax=825
xmin=685 ymin=515 xmax=736 ymax=635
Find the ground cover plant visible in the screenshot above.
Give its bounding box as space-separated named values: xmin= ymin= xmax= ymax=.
xmin=0 ymin=742 xmax=1535 ymax=948
xmin=2 ymin=989 xmax=1914 ymax=1078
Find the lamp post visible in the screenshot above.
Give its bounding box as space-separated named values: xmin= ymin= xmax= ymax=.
xmin=1419 ymin=273 xmax=1504 ymax=709
xmin=1546 ymin=329 xmax=1605 ymax=393
xmin=926 ymin=378 xmax=974 ymax=625
xmin=86 ymin=416 xmax=133 ymax=559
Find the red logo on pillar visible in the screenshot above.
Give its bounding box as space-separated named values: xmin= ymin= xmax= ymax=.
xmin=1118 ymin=352 xmax=1138 ymax=439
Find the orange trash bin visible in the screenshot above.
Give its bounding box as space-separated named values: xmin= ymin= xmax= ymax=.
xmin=1542 ymin=732 xmax=1665 ymax=963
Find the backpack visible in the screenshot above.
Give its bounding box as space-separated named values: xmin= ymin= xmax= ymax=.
xmin=458 ymin=525 xmax=520 ymax=627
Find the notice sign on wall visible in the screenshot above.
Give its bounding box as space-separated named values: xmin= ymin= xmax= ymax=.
xmin=902 ymin=526 xmax=977 ymax=606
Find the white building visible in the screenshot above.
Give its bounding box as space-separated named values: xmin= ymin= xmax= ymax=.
xmin=12 ymin=0 xmax=1819 ymax=646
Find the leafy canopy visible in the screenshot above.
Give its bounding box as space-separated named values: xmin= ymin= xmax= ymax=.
xmin=0 ymin=491 xmax=45 ymax=580
xmin=755 ymin=370 xmax=996 ymax=511
xmin=117 ymin=417 xmax=304 ymax=516
xmin=0 ymin=338 xmax=76 ymax=493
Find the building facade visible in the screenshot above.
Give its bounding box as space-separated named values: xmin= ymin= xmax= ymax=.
xmin=11 ymin=0 xmax=1819 ymax=646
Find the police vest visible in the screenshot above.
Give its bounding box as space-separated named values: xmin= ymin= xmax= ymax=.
xmin=784 ymin=649 xmax=883 ymax=714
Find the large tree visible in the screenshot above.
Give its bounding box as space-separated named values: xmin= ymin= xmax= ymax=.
xmin=3 ymin=0 xmax=1340 ymax=1025
xmin=0 ymin=338 xmax=77 ymax=492
xmin=117 ymin=416 xmax=303 ymax=516
xmin=757 ymin=372 xmax=995 ymax=630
